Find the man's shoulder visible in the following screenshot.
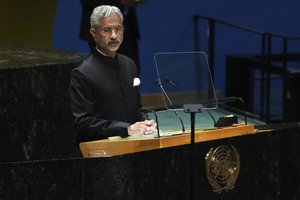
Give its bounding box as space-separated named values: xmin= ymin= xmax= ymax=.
xmin=117 ymin=53 xmax=135 ymax=67
xmin=79 ymin=54 xmax=97 ymax=66
xmin=71 ymin=54 xmax=99 ymax=78
xmin=74 ymin=54 xmax=98 ymax=71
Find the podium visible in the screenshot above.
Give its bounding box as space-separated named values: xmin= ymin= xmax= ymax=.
xmin=3 ymin=123 xmax=300 ymax=199
xmin=79 ymin=124 xmax=255 ymax=157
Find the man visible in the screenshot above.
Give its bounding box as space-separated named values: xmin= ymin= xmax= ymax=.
xmin=80 ymin=0 xmax=145 ymax=73
xmin=70 ymin=5 xmax=157 ymax=142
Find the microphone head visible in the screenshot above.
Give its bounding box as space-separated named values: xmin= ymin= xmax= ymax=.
xmin=155 ymin=78 xmax=162 ymax=86
xmin=164 ymin=77 xmax=174 ymax=84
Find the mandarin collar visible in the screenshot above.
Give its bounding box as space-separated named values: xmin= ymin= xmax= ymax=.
xmin=92 ymin=48 xmax=118 ymax=66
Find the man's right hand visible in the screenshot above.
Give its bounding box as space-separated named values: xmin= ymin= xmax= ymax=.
xmin=127 ymin=119 xmax=157 ymax=136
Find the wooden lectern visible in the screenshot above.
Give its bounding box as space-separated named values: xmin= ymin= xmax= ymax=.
xmin=79 ymin=124 xmax=255 ymax=158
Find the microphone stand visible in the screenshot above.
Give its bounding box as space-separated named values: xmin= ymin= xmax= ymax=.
xmin=141 ymin=108 xmax=160 ymax=138
xmin=183 ymin=104 xmax=204 ymax=200
xmin=156 ymin=79 xmax=186 ymax=133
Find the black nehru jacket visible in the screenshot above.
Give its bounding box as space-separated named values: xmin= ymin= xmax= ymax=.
xmin=70 ymin=50 xmax=144 ymax=142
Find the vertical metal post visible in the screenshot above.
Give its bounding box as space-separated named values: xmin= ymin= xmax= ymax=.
xmin=189 ymin=112 xmax=195 ymax=200
xmin=282 ymin=37 xmax=288 ymax=121
xmin=260 ymin=33 xmax=267 ymax=120
xmin=193 ymin=16 xmax=200 ymax=52
xmin=265 ymin=34 xmax=272 ymax=122
xmin=208 ymin=20 xmax=215 ymax=80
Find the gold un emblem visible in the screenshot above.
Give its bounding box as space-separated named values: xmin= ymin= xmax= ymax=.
xmin=205 ymin=145 xmax=240 ymax=193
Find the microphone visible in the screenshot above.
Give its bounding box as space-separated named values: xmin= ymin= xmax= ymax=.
xmin=155 ymin=79 xmax=186 ymax=133
xmin=162 ymin=77 xmax=218 ymax=125
xmin=141 ymin=108 xmax=160 ymax=138
xmin=216 ymin=97 xmax=248 ymax=125
xmin=163 ymin=76 xmax=202 ymax=104
xmin=197 ymin=97 xmax=248 ymax=125
xmin=164 ymin=76 xmax=175 ymax=84
xmin=198 ymin=96 xmax=248 ymax=125
xmin=162 ymin=77 xmax=247 ymax=125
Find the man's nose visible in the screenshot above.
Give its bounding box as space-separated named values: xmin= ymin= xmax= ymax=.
xmin=110 ymin=30 xmax=118 ymax=38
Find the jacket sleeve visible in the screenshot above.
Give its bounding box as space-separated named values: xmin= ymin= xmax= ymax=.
xmin=70 ymin=68 xmax=130 ymax=142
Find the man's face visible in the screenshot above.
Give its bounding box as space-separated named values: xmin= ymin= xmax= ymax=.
xmin=90 ymin=14 xmax=124 ymax=57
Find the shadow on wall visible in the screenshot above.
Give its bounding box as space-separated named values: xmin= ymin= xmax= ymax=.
xmin=0 ymin=0 xmax=57 ymax=47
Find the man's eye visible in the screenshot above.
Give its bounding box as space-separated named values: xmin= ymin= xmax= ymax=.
xmin=102 ymin=29 xmax=111 ymax=33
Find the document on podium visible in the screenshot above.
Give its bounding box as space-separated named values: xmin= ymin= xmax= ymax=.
xmin=108 ymin=130 xmax=184 ymax=141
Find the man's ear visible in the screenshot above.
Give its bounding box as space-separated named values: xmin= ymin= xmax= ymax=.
xmin=90 ymin=28 xmax=96 ymax=41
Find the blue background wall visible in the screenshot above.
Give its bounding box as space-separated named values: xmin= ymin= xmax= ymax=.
xmin=52 ymin=0 xmax=300 ymax=95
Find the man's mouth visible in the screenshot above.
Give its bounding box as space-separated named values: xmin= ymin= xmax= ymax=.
xmin=108 ymin=41 xmax=119 ymax=46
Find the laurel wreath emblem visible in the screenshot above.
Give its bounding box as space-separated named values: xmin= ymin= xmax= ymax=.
xmin=205 ymin=145 xmax=240 ymax=193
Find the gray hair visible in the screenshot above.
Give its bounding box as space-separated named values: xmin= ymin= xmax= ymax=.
xmin=90 ymin=5 xmax=123 ymax=28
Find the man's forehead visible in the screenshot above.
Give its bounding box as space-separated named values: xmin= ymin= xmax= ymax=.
xmin=99 ymin=14 xmax=122 ymax=25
